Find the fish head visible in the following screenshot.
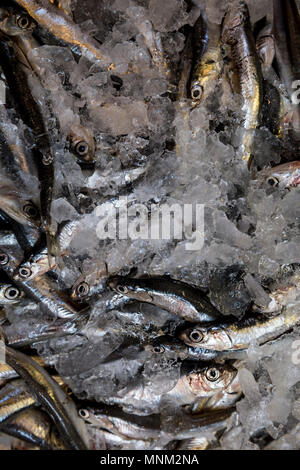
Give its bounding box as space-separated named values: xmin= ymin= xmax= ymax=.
xmin=257 ymin=162 xmax=300 ymax=190
xmin=221 ymin=2 xmax=249 ymax=43
xmin=0 ymin=284 xmax=23 ymax=304
xmin=71 ymin=280 xmax=90 ymax=300
xmin=190 ymin=81 xmax=204 ymax=106
xmin=0 ymin=9 xmax=36 ymax=36
xmin=179 ymin=325 xmax=232 ymax=351
xmin=108 ymin=277 xmax=153 ymax=303
xmin=69 ymin=124 xmax=95 ymax=164
xmin=183 ymin=363 xmax=238 ymax=398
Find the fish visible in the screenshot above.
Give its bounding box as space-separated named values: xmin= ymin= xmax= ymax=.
xmin=0 ymin=245 xmax=87 ymax=319
xmin=13 ymin=0 xmax=112 ymax=65
xmin=0 ymin=362 xmax=19 ymax=386
xmin=3 ymin=344 xmax=89 ymax=450
xmin=143 ymin=335 xmax=220 ymax=361
xmin=256 ymin=23 xmax=275 ymax=71
xmin=14 ymin=244 xmax=56 ymax=282
xmin=257 ymin=161 xmax=300 ymax=190
xmin=0 ymin=38 xmax=55 ymax=253
xmin=222 ymin=1 xmax=263 ymax=169
xmin=49 ymin=0 xmax=73 ymax=17
xmin=0 ymin=378 xmax=36 ymax=425
xmin=273 ymin=0 xmax=300 ymax=141
xmin=179 ymin=308 xmax=300 ymax=352
xmin=109 ymin=276 xmax=221 ymax=323
xmin=0 ymin=408 xmax=66 ymax=450
xmin=68 ymin=123 xmax=95 ymax=164
xmin=0 ymin=283 xmax=23 ymax=305
xmin=190 ymin=13 xmax=222 ymax=106
xmin=0 ymin=6 xmax=36 ymax=37
xmin=104 ymin=362 xmax=241 ymax=415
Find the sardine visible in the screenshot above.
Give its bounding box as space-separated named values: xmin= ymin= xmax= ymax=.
xmin=0 ymin=378 xmax=35 ymax=425
xmin=0 ymin=283 xmax=23 ymax=305
xmin=3 ymin=344 xmax=89 ymax=450
xmin=0 ymin=408 xmax=66 ymax=450
xmin=273 ymin=0 xmax=300 ymax=141
xmin=256 ymin=24 xmax=275 ymax=71
xmin=222 ymin=1 xmax=263 ymax=168
xmin=144 ymin=335 xmax=220 ymax=361
xmin=179 ymin=308 xmax=300 ymax=352
xmin=109 ymin=276 xmax=221 ymax=323
xmin=258 ymin=161 xmax=300 ymax=190
xmin=13 ymin=0 xmax=111 ymax=65
xmin=190 ymin=14 xmax=222 ymax=106
xmin=14 ymin=244 xmax=56 ymax=281
xmin=105 ymin=362 xmax=241 ymax=415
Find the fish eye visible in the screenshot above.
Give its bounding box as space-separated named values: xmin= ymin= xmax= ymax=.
xmin=152 ymin=345 xmax=165 ymax=354
xmin=205 ymin=367 xmax=221 ymax=382
xmin=23 ymin=203 xmax=38 ymax=220
xmin=188 ymin=328 xmax=204 ymax=343
xmin=266 ymin=176 xmax=279 ymax=187
xmin=75 ymin=141 xmax=89 ymax=157
xmin=116 ymin=285 xmax=128 ymax=295
xmin=191 ymin=85 xmax=203 ymax=101
xmin=18 ymin=266 xmax=32 ymax=279
xmin=78 ymin=409 xmax=89 ymax=419
xmin=16 ymin=14 xmax=32 ymax=30
xmin=0 ymin=253 xmax=9 ymax=266
xmin=4 ymin=286 xmax=20 ymax=300
xmin=75 ymin=282 xmax=90 ymax=298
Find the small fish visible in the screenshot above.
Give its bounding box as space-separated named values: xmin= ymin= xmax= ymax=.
xmin=0 ymin=283 xmax=23 ymax=305
xmin=0 ymin=408 xmax=66 ymax=450
xmin=222 ymin=1 xmax=263 ymax=168
xmin=105 ymin=362 xmax=241 ymax=414
xmin=3 ymin=344 xmax=89 ymax=450
xmin=0 ymin=378 xmax=36 ymax=425
xmin=190 ymin=14 xmax=222 ymax=106
xmin=144 ymin=335 xmax=219 ymax=361
xmin=0 ymin=362 xmax=18 ymax=386
xmin=68 ymin=124 xmax=95 ymax=164
xmin=273 ymin=0 xmax=300 ymax=141
xmin=258 ymin=161 xmax=300 ymax=190
xmin=109 ymin=276 xmax=221 ymax=323
xmin=0 ymin=6 xmax=36 ymax=37
xmin=13 ymin=0 xmax=112 ymax=65
xmin=256 ymin=24 xmax=275 ymax=71
xmin=14 ymin=245 xmax=56 ymax=282
xmin=180 ymin=308 xmax=300 ymax=352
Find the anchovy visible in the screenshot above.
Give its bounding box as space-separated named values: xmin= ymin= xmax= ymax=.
xmin=0 ymin=408 xmax=66 ymax=450
xmin=222 ymin=1 xmax=263 ymax=168
xmin=273 ymin=0 xmax=300 ymax=141
xmin=0 ymin=378 xmax=36 ymax=424
xmin=258 ymin=161 xmax=300 ymax=190
xmin=190 ymin=14 xmax=222 ymax=106
xmin=13 ymin=0 xmax=111 ymax=65
xmin=109 ymin=276 xmax=221 ymax=323
xmin=144 ymin=335 xmax=220 ymax=361
xmin=180 ymin=308 xmax=300 ymax=351
xmin=104 ymin=362 xmax=241 ymax=415
xmin=3 ymin=344 xmax=89 ymax=450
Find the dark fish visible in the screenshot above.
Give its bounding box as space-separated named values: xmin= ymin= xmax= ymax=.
xmin=3 ymin=344 xmax=89 ymax=450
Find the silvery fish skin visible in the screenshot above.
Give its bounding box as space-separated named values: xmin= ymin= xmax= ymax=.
xmin=258 ymin=161 xmax=300 ymax=190
xmin=190 ymin=14 xmax=222 ymax=106
xmin=13 ymin=0 xmax=112 ymax=65
xmin=144 ymin=336 xmax=220 ymax=361
xmin=0 ymin=362 xmax=19 ymax=386
xmin=0 ymin=283 xmax=23 ymax=305
xmin=273 ymin=0 xmax=300 ymax=140
xmin=256 ymin=24 xmax=275 ymax=71
xmin=109 ymin=276 xmax=221 ymax=323
xmin=0 ymin=179 xmax=40 ymax=228
xmin=3 ymin=344 xmax=89 ymax=450
xmin=180 ymin=308 xmax=300 ymax=352
xmin=14 ymin=245 xmax=56 ymax=282
xmin=0 ymin=245 xmax=85 ymax=320
xmin=105 ymin=362 xmax=241 ymax=414
xmin=0 ymin=378 xmax=36 ymax=425
xmin=222 ymin=1 xmax=263 ymax=169
xmin=0 ymin=408 xmax=66 ymax=450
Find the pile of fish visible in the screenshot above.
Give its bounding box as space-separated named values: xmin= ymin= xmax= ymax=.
xmin=0 ymin=0 xmax=300 ymax=450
